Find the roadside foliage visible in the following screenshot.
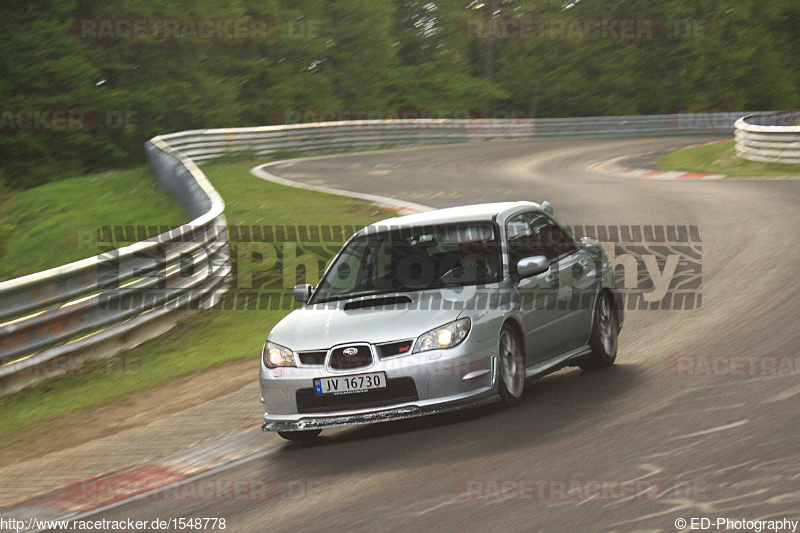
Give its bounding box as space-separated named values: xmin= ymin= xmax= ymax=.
xmin=0 ymin=0 xmax=798 ymax=189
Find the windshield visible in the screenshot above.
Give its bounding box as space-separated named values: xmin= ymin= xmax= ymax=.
xmin=311 ymin=223 xmax=502 ymax=303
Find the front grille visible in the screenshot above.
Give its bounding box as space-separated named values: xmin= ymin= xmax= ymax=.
xmin=296 ymin=377 xmax=418 ymax=414
xmin=297 ymin=350 xmax=327 ymax=366
xmin=377 ymin=340 xmax=414 ymax=358
xmin=329 ymin=344 xmax=373 ymax=370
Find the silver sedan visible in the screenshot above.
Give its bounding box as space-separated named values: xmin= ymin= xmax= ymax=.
xmin=260 ymin=201 xmax=622 ymax=440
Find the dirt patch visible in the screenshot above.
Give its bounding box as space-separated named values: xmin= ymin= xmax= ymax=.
xmin=0 ymin=358 xmax=259 ymax=466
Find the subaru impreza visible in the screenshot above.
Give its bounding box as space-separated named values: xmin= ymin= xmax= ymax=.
xmin=260 ymin=201 xmax=622 ymax=440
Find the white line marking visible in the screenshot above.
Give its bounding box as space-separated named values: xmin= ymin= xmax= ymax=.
xmin=761 ymin=383 xmax=800 ymax=404
xmin=671 ymin=419 xmax=750 ymax=440
xmin=251 ymin=160 xmax=433 ymax=214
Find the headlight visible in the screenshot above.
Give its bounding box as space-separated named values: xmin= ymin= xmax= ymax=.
xmin=413 ymin=318 xmax=471 ymax=353
xmin=262 ymin=341 xmax=297 ymax=368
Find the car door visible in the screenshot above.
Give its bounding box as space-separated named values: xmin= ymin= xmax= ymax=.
xmin=506 ymin=211 xmax=572 ymax=363
xmin=507 ymin=211 xmax=596 ymax=363
xmin=531 ymin=213 xmax=597 ymax=353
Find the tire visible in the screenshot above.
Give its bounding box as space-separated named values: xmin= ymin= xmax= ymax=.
xmin=580 ymin=293 xmax=619 ymax=370
xmin=277 ymin=429 xmax=322 ymax=441
xmin=498 ymin=325 xmax=525 ymax=406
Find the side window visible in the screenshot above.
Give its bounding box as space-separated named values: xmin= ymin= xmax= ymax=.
xmin=506 ymin=211 xmax=578 ymax=272
xmin=506 ymin=213 xmax=538 ymax=269
xmin=528 ymin=213 xmax=578 ymax=261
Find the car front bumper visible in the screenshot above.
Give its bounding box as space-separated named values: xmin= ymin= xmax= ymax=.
xmin=260 ymin=336 xmax=499 ymax=432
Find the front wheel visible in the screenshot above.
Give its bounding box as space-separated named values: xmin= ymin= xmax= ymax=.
xmin=278 ymin=429 xmax=322 ymax=441
xmin=498 ymin=326 xmax=525 ymax=406
xmin=580 ymin=293 xmax=618 ymax=370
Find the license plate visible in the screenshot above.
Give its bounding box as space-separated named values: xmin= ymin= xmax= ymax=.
xmin=313 ymin=372 xmax=387 ymax=395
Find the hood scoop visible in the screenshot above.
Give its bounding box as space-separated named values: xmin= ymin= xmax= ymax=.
xmin=343 ymin=295 xmax=412 ymax=310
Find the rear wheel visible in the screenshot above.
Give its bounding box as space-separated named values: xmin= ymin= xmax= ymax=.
xmin=278 ymin=429 xmax=322 ymax=441
xmin=580 ymin=293 xmax=618 ymax=370
xmin=498 ymin=326 xmax=525 ymax=406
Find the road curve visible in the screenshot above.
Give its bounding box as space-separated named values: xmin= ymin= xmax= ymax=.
xmin=86 ymin=137 xmax=800 ymax=532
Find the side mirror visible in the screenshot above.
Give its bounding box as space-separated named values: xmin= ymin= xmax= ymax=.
xmin=293 ymin=284 xmax=313 ymax=303
xmin=579 ymin=236 xmax=602 ymax=255
xmin=541 ymin=201 xmax=554 ymax=216
xmin=517 ymin=255 xmax=549 ymax=278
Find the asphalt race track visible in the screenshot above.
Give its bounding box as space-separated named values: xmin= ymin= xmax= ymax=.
xmin=83 ymin=137 xmax=800 ymax=531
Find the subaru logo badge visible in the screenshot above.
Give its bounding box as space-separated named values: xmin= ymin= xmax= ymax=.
xmin=343 ymin=347 xmax=358 ymax=356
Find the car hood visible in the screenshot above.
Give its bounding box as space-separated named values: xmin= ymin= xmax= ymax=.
xmin=268 ymin=290 xmax=474 ymax=351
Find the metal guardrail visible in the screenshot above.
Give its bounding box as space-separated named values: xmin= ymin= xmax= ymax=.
xmin=0 ymin=139 xmax=231 ymax=393
xmin=735 ymin=112 xmax=800 ymax=164
xmin=0 ymin=113 xmax=747 ymax=392
xmin=160 ymin=114 xmax=745 ymax=164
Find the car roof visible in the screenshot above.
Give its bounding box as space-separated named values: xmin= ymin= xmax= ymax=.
xmin=367 ymin=201 xmax=543 ymax=230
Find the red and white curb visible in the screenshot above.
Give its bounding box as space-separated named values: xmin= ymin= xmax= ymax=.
xmin=588 ymin=139 xmax=800 ymax=181
xmin=588 ymin=140 xmax=731 ymax=180
xmin=588 ymin=155 xmax=726 ymax=180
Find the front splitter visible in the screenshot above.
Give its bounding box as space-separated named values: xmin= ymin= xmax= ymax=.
xmin=262 ymin=396 xmax=498 ymax=432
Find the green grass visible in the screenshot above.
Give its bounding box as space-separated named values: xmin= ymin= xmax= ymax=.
xmin=0 ymin=160 xmax=396 ymax=435
xmin=0 ymin=167 xmax=188 ymax=282
xmin=659 ymin=140 xmax=800 ymax=177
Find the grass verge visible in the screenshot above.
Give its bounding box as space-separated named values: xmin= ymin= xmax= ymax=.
xmin=659 ymin=140 xmax=800 ymax=177
xmin=0 ymin=161 xmax=396 ymax=435
xmin=0 ymin=167 xmax=188 ymax=282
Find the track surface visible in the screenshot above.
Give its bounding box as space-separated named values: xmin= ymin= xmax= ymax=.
xmin=87 ymin=137 xmax=800 ymax=531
